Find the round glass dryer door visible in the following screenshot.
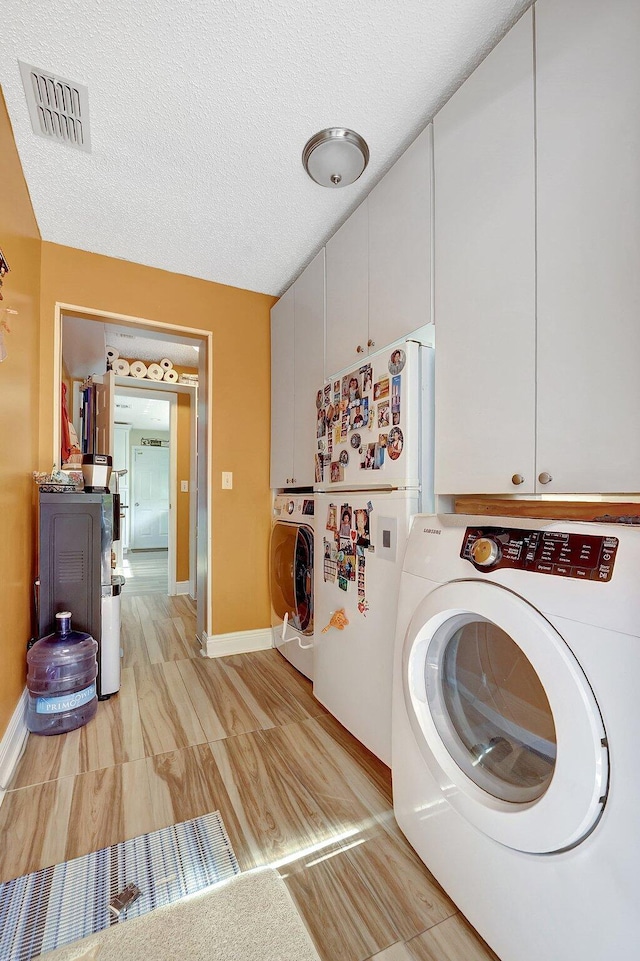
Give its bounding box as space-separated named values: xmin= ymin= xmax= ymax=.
xmin=403 ymin=580 xmax=609 ymax=854
xmin=433 ymin=617 xmax=556 ymax=805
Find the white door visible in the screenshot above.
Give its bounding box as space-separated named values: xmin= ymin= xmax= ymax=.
xmin=270 ymin=286 xmax=295 ymax=488
xmin=402 ymin=580 xmax=608 ymax=852
xmin=368 ymin=125 xmax=432 ymax=347
xmin=292 ymin=248 xmax=325 ymax=488
xmin=94 ymin=370 xmax=115 ymax=457
xmin=535 ymin=0 xmax=640 ymax=493
xmin=433 ymin=9 xmax=536 ymax=496
xmin=325 ymin=200 xmax=369 ymax=376
xmin=131 ymin=446 xmax=170 ymax=549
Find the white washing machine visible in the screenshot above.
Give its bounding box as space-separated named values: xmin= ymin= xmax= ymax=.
xmin=269 ymin=494 xmax=316 ymax=680
xmin=393 ymin=513 xmax=640 ymax=961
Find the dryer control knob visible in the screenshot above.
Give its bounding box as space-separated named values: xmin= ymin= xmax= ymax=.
xmin=470 ymin=537 xmax=501 ymax=568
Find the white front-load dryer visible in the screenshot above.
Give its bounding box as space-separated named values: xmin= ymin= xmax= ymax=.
xmin=270 ymin=494 xmax=316 ymax=679
xmin=393 ymin=513 xmax=640 ymax=961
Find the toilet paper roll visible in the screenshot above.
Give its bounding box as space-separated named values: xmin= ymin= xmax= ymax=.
xmin=106 ymin=346 xmax=120 ymax=362
xmin=147 ymin=363 xmax=164 ymax=381
xmin=130 ymin=360 xmax=148 ymax=379
xmin=159 ymin=358 xmax=173 ymax=371
xmin=113 ymin=358 xmax=130 ymax=376
xmin=163 ymin=368 xmax=179 ymax=383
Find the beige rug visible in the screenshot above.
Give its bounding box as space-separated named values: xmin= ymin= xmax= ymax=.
xmin=41 ymin=869 xmax=321 ymax=961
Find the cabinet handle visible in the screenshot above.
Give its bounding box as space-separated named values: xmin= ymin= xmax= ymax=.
xmin=356 ymin=345 xmax=365 ymax=354
xmin=367 ymin=339 xmax=375 ymax=348
xmin=538 ymin=472 xmax=553 ymax=485
xmin=511 ymin=474 xmax=525 ymax=486
xmin=292 ymin=478 xmax=296 ymax=484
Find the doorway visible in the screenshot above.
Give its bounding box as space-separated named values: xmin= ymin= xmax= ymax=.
xmin=55 ymin=303 xmax=212 ymax=646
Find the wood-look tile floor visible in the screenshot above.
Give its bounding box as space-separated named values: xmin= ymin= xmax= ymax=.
xmin=0 ymin=593 xmax=499 ymax=961
xmin=121 ymin=549 xmax=168 ymax=595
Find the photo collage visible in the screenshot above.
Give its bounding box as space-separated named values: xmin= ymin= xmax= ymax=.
xmin=314 ymin=348 xmax=406 ymax=484
xmin=323 ymin=501 xmax=373 ymax=615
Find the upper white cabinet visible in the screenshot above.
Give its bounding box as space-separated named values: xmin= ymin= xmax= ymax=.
xmin=325 ymin=126 xmax=432 ymax=378
xmin=325 ymin=202 xmax=369 ymax=376
xmin=434 ymin=10 xmax=536 ymax=495
xmin=368 ymin=126 xmax=432 ymax=350
xmin=270 ymin=249 xmax=325 ymax=489
xmin=270 ymin=285 xmax=295 ymax=489
xmin=535 ymin=0 xmax=640 ymax=493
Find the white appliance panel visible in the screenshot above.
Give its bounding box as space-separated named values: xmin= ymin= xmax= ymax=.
xmin=393 ymin=513 xmax=640 ymax=961
xmin=314 ymin=490 xmax=418 ymax=764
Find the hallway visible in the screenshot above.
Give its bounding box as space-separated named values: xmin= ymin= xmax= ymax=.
xmin=0 ymin=594 xmax=497 ymax=961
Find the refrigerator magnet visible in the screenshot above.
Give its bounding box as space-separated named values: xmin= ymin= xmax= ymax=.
xmin=388 ymin=348 xmax=406 ymax=375
xmin=350 ymin=432 xmax=361 ymax=449
xmin=373 ymin=444 xmax=385 ymax=469
xmin=368 ymin=407 xmax=375 ymax=430
xmin=355 ymin=509 xmax=370 ymax=547
xmin=326 ymin=503 xmax=338 ymax=531
xmin=314 ymin=454 xmax=323 ymax=483
xmin=361 ymin=443 xmax=376 ymax=469
xmin=378 ymin=432 xmax=388 ymax=448
xmin=317 ymin=409 xmax=326 ymax=438
xmin=357 ymin=598 xmax=370 ymax=616
xmin=360 ymin=364 xmax=373 ymax=394
xmin=339 ymin=450 xmax=349 ymax=466
xmin=324 ymin=384 xmax=331 ymax=405
xmin=388 ymin=427 xmax=404 ymax=460
xmin=373 ymin=376 xmax=389 ymax=401
xmin=377 ymin=402 xmax=390 ymax=428
xmin=330 ymin=461 xmax=344 ymax=483
xmin=339 ymin=505 xmax=352 ymax=536
xmin=346 ymin=372 xmax=361 ymax=402
xmin=316 ymin=389 xmax=323 ymax=409
xmin=391 ymin=375 xmax=401 ymax=412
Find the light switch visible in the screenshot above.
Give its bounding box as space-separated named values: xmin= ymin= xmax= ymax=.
xmin=180 ymin=480 xmax=189 ymax=492
xmin=222 ymin=471 xmax=233 ymax=489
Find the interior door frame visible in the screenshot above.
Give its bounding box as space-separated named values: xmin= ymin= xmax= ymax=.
xmin=53 ymin=302 xmax=213 ymax=644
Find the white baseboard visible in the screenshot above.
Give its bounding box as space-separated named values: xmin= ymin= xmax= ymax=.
xmin=175 ymin=580 xmax=190 ymax=595
xmin=0 ymin=688 xmax=28 ymax=806
xmin=202 ymin=627 xmax=273 ymax=659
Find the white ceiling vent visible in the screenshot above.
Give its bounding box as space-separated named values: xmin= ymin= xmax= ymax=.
xmin=19 ymin=61 xmax=91 ymax=152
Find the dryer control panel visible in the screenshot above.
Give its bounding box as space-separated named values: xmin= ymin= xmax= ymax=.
xmin=461 ymin=526 xmax=619 ymax=582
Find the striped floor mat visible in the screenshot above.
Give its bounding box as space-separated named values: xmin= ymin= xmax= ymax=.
xmin=0 ymin=811 xmax=240 ymax=961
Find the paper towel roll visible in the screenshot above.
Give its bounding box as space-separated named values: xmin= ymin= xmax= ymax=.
xmin=130 ymin=360 xmax=148 ymax=379
xmin=163 ymin=368 xmax=179 ymax=383
xmin=147 ymin=363 xmax=164 ymax=381
xmin=106 ymin=346 xmax=120 ymax=362
xmin=114 ymin=358 xmax=130 ymax=376
xmin=159 ymin=358 xmax=173 ymax=371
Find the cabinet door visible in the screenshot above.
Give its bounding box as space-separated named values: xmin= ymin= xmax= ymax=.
xmin=325 ymin=201 xmax=368 ymax=376
xmin=270 ymin=286 xmax=295 ymax=488
xmin=293 ymin=249 xmax=325 ymax=487
xmin=536 ymin=0 xmax=640 ymax=493
xmin=434 ymin=9 xmax=536 ymax=496
xmin=369 ymin=125 xmax=432 ymax=348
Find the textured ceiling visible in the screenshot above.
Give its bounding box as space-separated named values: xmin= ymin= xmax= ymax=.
xmin=1 ymin=0 xmax=530 ymax=296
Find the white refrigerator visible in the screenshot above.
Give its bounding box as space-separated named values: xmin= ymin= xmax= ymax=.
xmin=313 ymin=335 xmax=434 ymax=765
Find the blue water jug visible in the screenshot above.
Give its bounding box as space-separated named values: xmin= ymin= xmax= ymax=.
xmin=26 ymin=612 xmax=98 ymax=735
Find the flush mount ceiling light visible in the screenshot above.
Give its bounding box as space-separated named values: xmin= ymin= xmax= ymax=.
xmin=302 ymin=128 xmax=369 ymax=188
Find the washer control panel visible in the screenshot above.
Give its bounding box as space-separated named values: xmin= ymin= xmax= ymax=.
xmin=461 ymin=526 xmax=619 ymax=582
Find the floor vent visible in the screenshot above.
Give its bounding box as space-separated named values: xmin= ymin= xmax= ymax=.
xmin=19 ymin=61 xmax=91 ymax=152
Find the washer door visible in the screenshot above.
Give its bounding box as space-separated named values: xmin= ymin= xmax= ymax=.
xmin=269 ymin=521 xmax=314 ymax=635
xmin=402 ymin=580 xmax=608 ymax=853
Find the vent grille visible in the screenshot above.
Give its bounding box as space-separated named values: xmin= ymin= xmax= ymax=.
xmin=19 ymin=61 xmax=91 ymax=152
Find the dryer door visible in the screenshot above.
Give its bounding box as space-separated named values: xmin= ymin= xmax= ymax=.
xmin=402 ymin=580 xmax=608 ymax=854
xmin=270 ymin=521 xmax=314 ymax=635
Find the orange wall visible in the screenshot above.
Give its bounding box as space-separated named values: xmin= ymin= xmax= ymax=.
xmin=0 ymin=90 xmax=41 ymax=734
xmin=39 ymin=244 xmax=276 ymax=636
